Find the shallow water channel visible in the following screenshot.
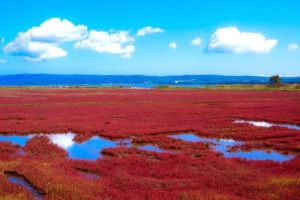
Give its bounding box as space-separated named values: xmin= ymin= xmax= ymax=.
xmin=234 ymin=119 xmax=300 ymax=131
xmin=0 ymin=133 xmax=164 ymax=160
xmin=5 ymin=171 xmax=43 ymax=200
xmin=170 ymin=133 xmax=294 ymax=162
xmin=0 ymin=131 xmax=295 ymax=162
xmin=137 ymin=144 xmax=165 ymax=153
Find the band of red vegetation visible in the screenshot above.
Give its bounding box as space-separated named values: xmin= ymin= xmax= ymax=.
xmin=0 ymin=88 xmax=299 ymax=199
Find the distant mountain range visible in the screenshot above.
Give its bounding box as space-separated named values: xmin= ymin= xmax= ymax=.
xmin=0 ymin=74 xmax=299 ymax=87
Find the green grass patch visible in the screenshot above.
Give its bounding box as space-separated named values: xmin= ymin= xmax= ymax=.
xmin=202 ymin=84 xmax=300 ymax=91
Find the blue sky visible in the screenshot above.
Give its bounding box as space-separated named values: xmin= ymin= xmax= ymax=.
xmin=0 ymin=0 xmax=299 ymax=76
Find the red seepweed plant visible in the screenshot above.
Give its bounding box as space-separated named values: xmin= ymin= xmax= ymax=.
xmin=0 ymin=88 xmax=299 ymax=199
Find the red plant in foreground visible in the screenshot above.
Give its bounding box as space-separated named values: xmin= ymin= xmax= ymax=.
xmin=0 ymin=88 xmax=299 ymax=199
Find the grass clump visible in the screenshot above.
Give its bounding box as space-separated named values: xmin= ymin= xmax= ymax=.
xmin=202 ymin=84 xmax=300 ymax=91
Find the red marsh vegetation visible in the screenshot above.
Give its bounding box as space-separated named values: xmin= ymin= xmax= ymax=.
xmin=0 ymin=88 xmax=299 ymax=199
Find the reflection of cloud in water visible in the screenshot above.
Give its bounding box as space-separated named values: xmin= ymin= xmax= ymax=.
xmin=219 ymin=139 xmax=235 ymax=143
xmin=47 ymin=133 xmax=75 ymax=149
xmin=234 ymin=120 xmax=273 ymax=128
xmin=47 ymin=134 xmax=132 ymax=160
xmin=0 ymin=133 xmax=133 ymax=160
xmin=248 ymin=121 xmax=273 ymax=128
xmin=234 ymin=119 xmax=300 ymax=130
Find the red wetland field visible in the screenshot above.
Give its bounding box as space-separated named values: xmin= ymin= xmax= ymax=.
xmin=0 ymin=88 xmax=299 ymax=199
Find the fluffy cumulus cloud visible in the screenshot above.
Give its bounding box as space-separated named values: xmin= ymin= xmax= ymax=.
xmin=4 ymin=18 xmax=168 ymax=61
xmin=288 ymin=43 xmax=299 ymax=51
xmin=207 ymin=27 xmax=278 ymax=54
xmin=169 ymin=42 xmax=177 ymax=49
xmin=3 ymin=18 xmax=88 ymax=61
xmin=191 ymin=37 xmax=203 ymax=46
xmin=137 ymin=26 xmax=164 ymax=37
xmin=4 ymin=33 xmax=68 ymax=61
xmin=24 ymin=18 xmax=88 ymax=43
xmin=74 ymin=30 xmax=135 ymax=58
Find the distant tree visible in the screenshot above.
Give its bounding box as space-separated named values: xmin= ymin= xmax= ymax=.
xmin=269 ymin=75 xmax=281 ymax=84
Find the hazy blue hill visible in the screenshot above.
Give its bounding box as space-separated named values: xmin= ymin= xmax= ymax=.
xmin=0 ymin=74 xmax=299 ymax=87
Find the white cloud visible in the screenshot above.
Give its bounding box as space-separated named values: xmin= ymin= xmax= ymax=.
xmin=4 ymin=18 xmax=138 ymax=60
xmin=25 ymin=18 xmax=88 ymax=43
xmin=0 ymin=59 xmax=6 ymax=64
xmin=4 ymin=32 xmax=67 ymax=62
xmin=74 ymin=30 xmax=135 ymax=58
xmin=3 ymin=18 xmax=87 ymax=61
xmin=207 ymin=27 xmax=278 ymax=54
xmin=169 ymin=42 xmax=177 ymax=49
xmin=137 ymin=26 xmax=164 ymax=37
xmin=191 ymin=37 xmax=203 ymax=46
xmin=288 ymin=43 xmax=299 ymax=51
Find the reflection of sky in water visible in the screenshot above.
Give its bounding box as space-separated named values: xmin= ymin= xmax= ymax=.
xmin=221 ymin=149 xmax=294 ymax=162
xmin=48 ymin=134 xmax=132 ymax=160
xmin=171 ymin=133 xmax=216 ymax=143
xmin=65 ymin=136 xmax=120 ymax=160
xmin=0 ymin=135 xmax=33 ymax=146
xmin=1 ymin=131 xmax=296 ymax=162
xmin=234 ymin=119 xmax=300 ymax=131
xmin=278 ymin=124 xmax=300 ymax=131
xmin=0 ymin=133 xmax=131 ymax=161
xmin=7 ymin=174 xmax=43 ymax=200
xmin=137 ymin=145 xmax=165 ymax=153
xmin=170 ymin=133 xmax=294 ymax=162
